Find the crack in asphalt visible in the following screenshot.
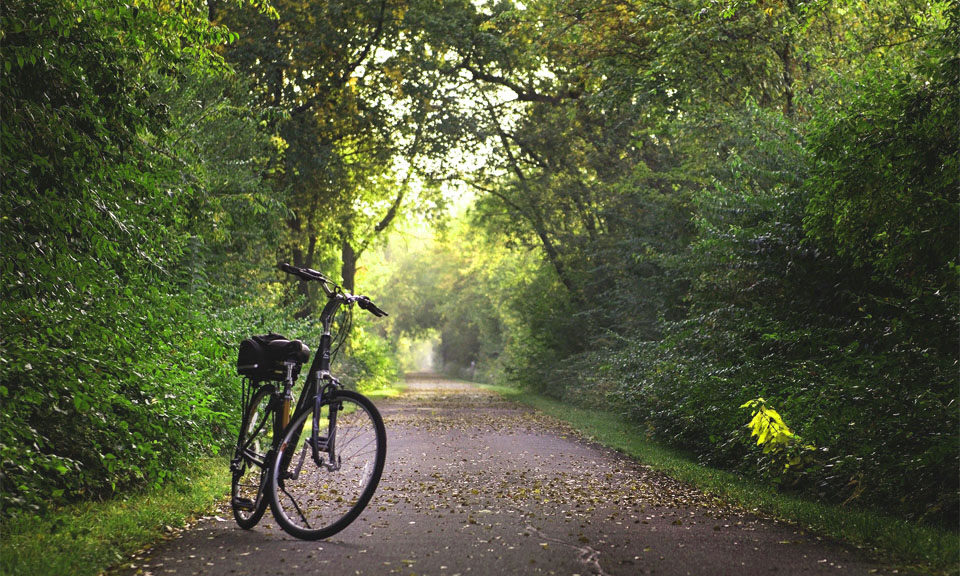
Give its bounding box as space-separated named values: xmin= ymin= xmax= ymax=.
xmin=525 ymin=524 xmax=610 ymax=576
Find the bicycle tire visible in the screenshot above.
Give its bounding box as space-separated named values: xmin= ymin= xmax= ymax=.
xmin=231 ymin=384 xmax=275 ymax=529
xmin=268 ymin=389 xmax=386 ymax=540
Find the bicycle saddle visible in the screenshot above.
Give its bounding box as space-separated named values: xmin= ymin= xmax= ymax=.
xmin=266 ymin=338 xmax=310 ymax=364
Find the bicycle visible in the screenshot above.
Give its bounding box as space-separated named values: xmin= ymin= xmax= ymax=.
xmin=230 ymin=263 xmax=388 ymax=540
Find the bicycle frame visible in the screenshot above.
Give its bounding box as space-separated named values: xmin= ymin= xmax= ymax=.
xmin=279 ymin=294 xmax=347 ymax=478
xmin=294 ymin=295 xmax=344 ymax=415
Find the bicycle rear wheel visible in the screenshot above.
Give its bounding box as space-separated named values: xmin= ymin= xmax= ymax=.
xmin=269 ymin=389 xmax=386 ymax=540
xmin=231 ymin=384 xmax=275 ymax=529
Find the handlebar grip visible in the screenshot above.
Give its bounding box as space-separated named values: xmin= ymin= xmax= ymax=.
xmin=372 ymin=303 xmax=388 ymax=317
xmin=369 ymin=304 xmax=387 ymax=317
xmin=279 ymin=262 xmax=321 ymax=282
xmin=279 ymin=262 xmax=308 ymax=281
xmin=357 ymin=297 xmax=388 ymax=317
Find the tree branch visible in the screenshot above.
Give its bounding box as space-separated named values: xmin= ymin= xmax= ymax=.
xmin=459 ymin=61 xmax=580 ymax=104
xmin=478 ymin=91 xmax=580 ymax=297
xmin=292 ymin=0 xmax=388 ymax=116
xmin=356 ymin=102 xmax=429 ymax=256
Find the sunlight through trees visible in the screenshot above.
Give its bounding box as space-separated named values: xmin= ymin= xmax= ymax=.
xmin=2 ymin=0 xmax=956 ymax=528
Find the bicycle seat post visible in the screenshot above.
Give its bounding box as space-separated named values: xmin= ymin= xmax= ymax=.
xmin=281 ymin=361 xmax=297 ymax=429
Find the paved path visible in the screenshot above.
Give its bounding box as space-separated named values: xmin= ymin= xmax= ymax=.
xmin=119 ymin=375 xmax=908 ymax=576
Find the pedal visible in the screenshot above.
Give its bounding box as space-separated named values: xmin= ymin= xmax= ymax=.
xmin=232 ymin=497 xmax=256 ymax=511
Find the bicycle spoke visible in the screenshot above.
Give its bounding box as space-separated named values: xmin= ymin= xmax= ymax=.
xmin=331 ymin=426 xmax=368 ymax=453
xmin=340 ymin=437 xmax=376 ymax=458
xmin=345 ymin=448 xmax=378 ymax=459
xmin=280 ymin=484 xmax=312 ymax=529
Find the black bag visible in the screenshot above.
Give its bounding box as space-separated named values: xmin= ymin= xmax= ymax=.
xmin=237 ymin=333 xmax=310 ymax=381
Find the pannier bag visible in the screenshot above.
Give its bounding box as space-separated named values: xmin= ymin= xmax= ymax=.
xmin=237 ymin=333 xmax=311 ymax=381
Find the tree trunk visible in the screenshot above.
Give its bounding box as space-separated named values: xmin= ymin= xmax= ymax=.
xmin=781 ymin=0 xmax=797 ymax=118
xmin=532 ymin=221 xmax=578 ymax=296
xmin=341 ymin=236 xmax=357 ymax=294
xmin=292 ymin=233 xmax=317 ymax=318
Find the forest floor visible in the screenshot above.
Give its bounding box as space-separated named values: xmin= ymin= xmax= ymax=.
xmin=114 ymin=374 xmax=919 ymax=576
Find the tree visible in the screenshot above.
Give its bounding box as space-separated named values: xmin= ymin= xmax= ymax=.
xmin=398 ymin=0 xmax=960 ymax=523
xmin=0 ymin=0 xmax=278 ymax=513
xmin=218 ymin=0 xmax=464 ymax=308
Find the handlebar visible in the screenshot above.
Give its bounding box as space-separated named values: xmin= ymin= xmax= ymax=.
xmin=280 ymin=262 xmax=328 ymax=283
xmin=278 ymin=263 xmax=388 ymax=317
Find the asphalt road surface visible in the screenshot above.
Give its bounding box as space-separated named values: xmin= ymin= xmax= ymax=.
xmin=118 ymin=374 xmax=909 ymax=576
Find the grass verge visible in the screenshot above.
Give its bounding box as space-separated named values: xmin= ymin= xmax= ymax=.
xmin=1 ymin=457 xmax=230 ymax=576
xmin=364 ymin=379 xmax=406 ymax=400
xmin=1 ymin=380 xmax=404 ymax=576
xmin=481 ymin=383 xmax=959 ymax=575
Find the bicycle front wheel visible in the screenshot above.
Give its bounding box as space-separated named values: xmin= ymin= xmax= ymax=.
xmin=269 ymin=389 xmax=386 ymax=540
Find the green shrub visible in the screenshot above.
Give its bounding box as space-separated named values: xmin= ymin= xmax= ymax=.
xmin=337 ymin=324 xmax=400 ymax=393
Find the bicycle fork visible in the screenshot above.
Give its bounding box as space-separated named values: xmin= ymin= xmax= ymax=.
xmin=284 ymin=381 xmax=342 ymax=481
